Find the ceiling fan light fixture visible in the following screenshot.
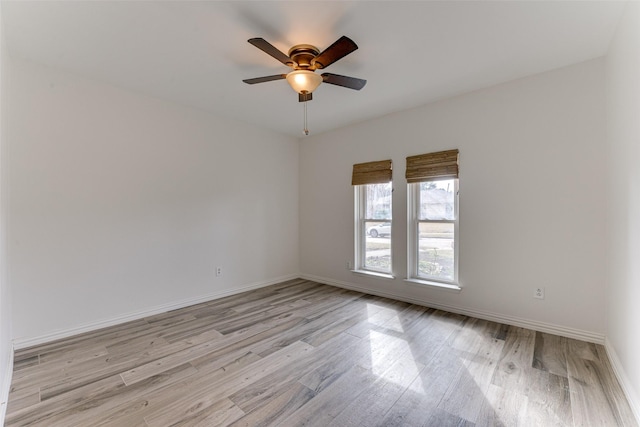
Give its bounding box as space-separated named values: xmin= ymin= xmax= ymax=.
xmin=286 ymin=70 xmax=322 ymax=94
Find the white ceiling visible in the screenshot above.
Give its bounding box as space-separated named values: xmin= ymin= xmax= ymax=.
xmin=2 ymin=1 xmax=627 ymax=138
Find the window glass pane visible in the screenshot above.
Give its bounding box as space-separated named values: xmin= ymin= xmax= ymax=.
xmin=418 ymin=222 xmax=454 ymax=281
xmin=365 ymin=182 xmax=392 ymax=220
xmin=364 ymin=221 xmax=391 ymax=272
xmin=419 ymin=180 xmax=455 ymax=220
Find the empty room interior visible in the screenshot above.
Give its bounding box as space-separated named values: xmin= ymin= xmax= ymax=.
xmin=0 ymin=1 xmax=639 ymax=426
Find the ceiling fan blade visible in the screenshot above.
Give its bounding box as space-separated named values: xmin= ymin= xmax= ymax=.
xmin=312 ymin=36 xmax=358 ymax=69
xmin=243 ymin=74 xmax=287 ymax=85
xmin=321 ymin=73 xmax=367 ymax=90
xmin=248 ymin=38 xmax=294 ymax=66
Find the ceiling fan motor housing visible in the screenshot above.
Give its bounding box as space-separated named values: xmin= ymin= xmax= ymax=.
xmin=288 ymin=44 xmax=321 ymax=69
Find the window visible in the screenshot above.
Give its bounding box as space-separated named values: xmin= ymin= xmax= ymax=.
xmin=406 ymin=150 xmax=459 ymax=287
xmin=408 ymin=179 xmax=458 ymax=283
xmin=352 ymin=160 xmax=393 ymax=276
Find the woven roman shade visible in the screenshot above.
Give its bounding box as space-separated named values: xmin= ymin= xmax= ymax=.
xmin=351 ymin=159 xmax=392 ymax=185
xmin=405 ymin=149 xmax=459 ymax=183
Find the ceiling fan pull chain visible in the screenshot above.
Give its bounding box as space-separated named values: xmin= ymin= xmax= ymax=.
xmin=303 ymin=101 xmax=310 ymax=136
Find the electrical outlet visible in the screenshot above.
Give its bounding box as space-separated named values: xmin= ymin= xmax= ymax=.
xmin=216 ymin=266 xmax=222 ymax=277
xmin=346 ymin=261 xmax=352 ymax=270
xmin=534 ymin=287 xmax=545 ymax=299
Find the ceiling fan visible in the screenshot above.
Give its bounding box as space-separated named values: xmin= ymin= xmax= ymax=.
xmin=243 ymin=36 xmax=367 ymax=102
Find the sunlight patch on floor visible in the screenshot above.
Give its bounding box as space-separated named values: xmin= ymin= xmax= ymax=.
xmin=365 ymin=304 xmax=404 ymax=333
xmin=365 ymin=304 xmax=426 ymax=394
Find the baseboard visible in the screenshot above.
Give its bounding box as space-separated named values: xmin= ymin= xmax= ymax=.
xmin=0 ymin=342 xmax=14 ymax=427
xmin=605 ymin=338 xmax=640 ymax=425
xmin=300 ymin=273 xmax=606 ymax=344
xmin=13 ymin=273 xmax=299 ymax=350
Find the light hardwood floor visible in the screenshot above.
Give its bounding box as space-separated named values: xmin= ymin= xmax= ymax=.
xmin=5 ymin=279 xmax=638 ymax=426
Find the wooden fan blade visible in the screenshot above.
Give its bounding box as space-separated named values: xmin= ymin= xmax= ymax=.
xmin=312 ymin=36 xmax=358 ymax=69
xmin=243 ymin=74 xmax=287 ymax=84
xmin=248 ymin=38 xmax=294 ymax=66
xmin=321 ymin=73 xmax=367 ymax=90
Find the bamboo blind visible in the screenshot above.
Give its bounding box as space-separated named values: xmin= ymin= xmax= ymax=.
xmin=351 ymin=159 xmax=392 ymax=185
xmin=405 ymin=149 xmax=459 ymax=183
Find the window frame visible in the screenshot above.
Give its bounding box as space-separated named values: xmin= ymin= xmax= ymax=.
xmin=354 ymin=182 xmax=394 ymax=278
xmin=407 ymin=178 xmax=460 ymax=289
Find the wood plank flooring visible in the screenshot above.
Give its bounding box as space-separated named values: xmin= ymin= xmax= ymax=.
xmin=5 ymin=279 xmax=637 ymax=426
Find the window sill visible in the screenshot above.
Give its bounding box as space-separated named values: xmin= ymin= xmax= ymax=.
xmin=351 ymin=269 xmax=395 ymax=280
xmin=404 ymin=278 xmax=462 ymax=293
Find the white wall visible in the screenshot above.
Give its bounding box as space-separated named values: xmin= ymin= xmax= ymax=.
xmin=605 ymin=1 xmax=640 ymax=419
xmin=8 ymin=58 xmax=300 ymax=343
xmin=300 ymin=59 xmax=607 ymax=339
xmin=0 ymin=1 xmax=13 ymax=420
